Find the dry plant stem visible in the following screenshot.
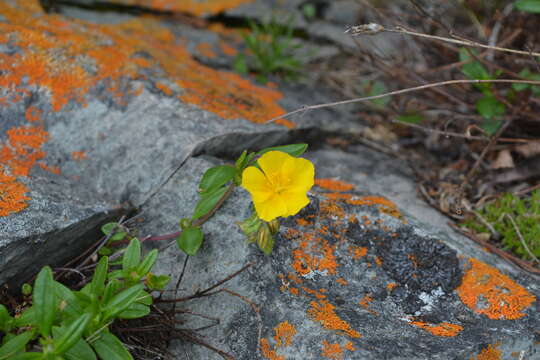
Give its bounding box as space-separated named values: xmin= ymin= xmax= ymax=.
xmin=156 ymin=262 xmax=254 ymax=303
xmin=265 ymin=79 xmax=540 ymax=124
xmin=348 ymin=24 xmax=540 ymax=58
xmin=503 ymin=214 xmax=540 ymax=264
xmin=513 ymin=183 xmax=540 ymax=197
xmin=460 ymin=119 xmax=512 ymax=190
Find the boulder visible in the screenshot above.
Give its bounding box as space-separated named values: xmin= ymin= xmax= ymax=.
xmin=139 ymin=148 xmax=539 ymax=360
xmin=0 ymin=0 xmax=359 ymax=287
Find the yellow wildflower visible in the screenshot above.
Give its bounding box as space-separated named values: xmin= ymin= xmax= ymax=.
xmin=241 ymin=151 xmax=314 ymax=221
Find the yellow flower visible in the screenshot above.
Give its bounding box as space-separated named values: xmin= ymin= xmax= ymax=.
xmin=241 ymin=151 xmax=314 ymax=221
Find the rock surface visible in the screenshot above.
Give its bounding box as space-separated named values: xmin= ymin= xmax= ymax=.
xmin=139 ymin=149 xmax=539 ymax=360
xmin=0 ymin=0 xmax=358 ymax=287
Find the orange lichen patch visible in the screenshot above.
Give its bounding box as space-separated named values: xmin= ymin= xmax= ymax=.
xmin=374 ymin=256 xmax=382 ymax=267
xmin=348 ymin=245 xmax=368 ymax=260
xmin=273 ymin=321 xmax=296 ymax=347
xmin=344 ymin=342 xmax=355 ymax=351
xmin=0 ymin=126 xmax=49 ymax=177
xmin=196 ymin=42 xmax=216 ymax=58
xmin=457 ymin=258 xmax=536 ymax=320
xmin=358 ymin=295 xmax=373 ymax=309
xmin=470 ymin=343 xmax=502 ymax=360
xmin=321 ymin=341 xmax=345 ymax=360
xmin=0 ymin=170 xmax=30 ymax=216
xmin=347 ymin=195 xmax=401 ymax=218
xmin=107 ymin=0 xmax=255 ymax=16
xmin=410 ymin=321 xmax=463 ymax=337
xmin=302 ymin=286 xmax=327 ymax=299
xmin=291 ymin=233 xmax=339 ymax=277
xmin=155 ymin=82 xmax=174 ymax=96
xmin=386 ymin=282 xmax=398 ymax=291
xmin=71 ymin=151 xmax=87 ymax=161
xmin=319 ymin=199 xmax=346 ymax=219
xmin=25 ymin=106 xmax=42 ymax=122
xmin=336 ymin=278 xmax=348 ymax=286
xmin=315 ymin=178 xmax=355 ymax=192
xmin=296 ymin=218 xmax=311 ymax=227
xmin=1 ymin=0 xmax=289 ymax=127
xmin=219 ymin=41 xmax=238 ymax=56
xmin=260 ymin=338 xmax=284 ymax=360
xmin=308 ymin=300 xmax=361 ymax=338
xmin=38 ymin=162 xmax=61 ymax=175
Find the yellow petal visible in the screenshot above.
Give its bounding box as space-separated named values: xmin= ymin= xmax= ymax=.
xmin=283 ymin=156 xmax=315 ymax=192
xmin=257 ymin=151 xmax=290 ymax=179
xmin=241 ymin=166 xmax=272 ymax=202
xmin=280 ymin=190 xmax=310 ymax=217
xmin=254 ymin=194 xmax=288 ymax=221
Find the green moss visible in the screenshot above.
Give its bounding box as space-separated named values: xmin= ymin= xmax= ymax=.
xmin=462 ymin=190 xmax=540 ymax=261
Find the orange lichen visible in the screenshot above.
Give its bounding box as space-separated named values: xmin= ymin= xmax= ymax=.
xmin=296 ymin=218 xmax=311 ymax=227
xmin=0 ymin=170 xmax=30 ymax=216
xmin=344 ymin=342 xmax=355 ymax=351
xmin=315 ymin=178 xmax=355 ymax=192
xmin=358 ymin=295 xmax=373 ymax=309
xmin=291 ymin=234 xmax=339 ymax=277
xmin=0 ymin=126 xmax=49 ymax=177
xmin=321 ymin=341 xmax=345 ymax=360
xmin=155 ymin=82 xmax=174 ymax=96
xmin=0 ymin=0 xmax=290 ymax=127
xmin=273 ymin=321 xmax=296 ymax=347
xmin=457 ymin=258 xmax=536 ymax=320
xmin=38 ymin=162 xmax=61 ymax=175
xmin=374 ymin=256 xmax=382 ymax=267
xmin=470 ymin=343 xmax=502 ymax=360
xmin=308 ymin=300 xmax=361 ymax=338
xmin=106 ymin=0 xmax=255 ymax=16
xmin=386 ymin=282 xmax=398 ymax=291
xmin=260 ymin=338 xmax=284 ymax=360
xmin=219 ymin=41 xmax=238 ymax=56
xmin=348 ymin=245 xmax=368 ymax=260
xmin=71 ymin=151 xmax=87 ymax=161
xmin=336 ymin=278 xmax=348 ymax=286
xmin=410 ymin=321 xmax=463 ymax=337
xmin=196 ymin=42 xmax=216 ymax=58
xmin=25 ymin=106 xmax=42 ymax=122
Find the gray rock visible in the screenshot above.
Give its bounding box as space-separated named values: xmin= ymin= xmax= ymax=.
xmin=138 ymin=149 xmax=539 ymax=360
xmin=324 ymin=0 xmax=362 ymax=25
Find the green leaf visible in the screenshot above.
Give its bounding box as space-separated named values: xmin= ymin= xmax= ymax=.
xmin=64 ymin=338 xmax=96 ymax=360
xmin=192 ymin=186 xmax=228 ymax=220
xmin=256 ymin=143 xmax=308 ymax=158
xmin=52 ymin=313 xmax=92 ymax=355
xmin=515 ymin=0 xmax=540 ymax=13
xmin=102 ymin=279 xmax=122 ymax=305
xmin=481 ymin=119 xmax=503 ymax=136
xmin=122 ymin=238 xmax=141 ymax=273
xmin=233 ymin=54 xmax=248 ymax=75
xmin=54 ymin=282 xmax=83 ymax=320
xmin=0 ymin=331 xmax=34 ymax=359
xmin=136 ymin=249 xmax=158 ymax=277
xmin=9 ymin=353 xmax=43 ymax=360
xmin=368 ymin=81 xmax=390 ymax=107
xmin=145 ymin=273 xmax=170 ymax=290
xmin=199 ymin=165 xmax=237 ymax=194
xmin=101 ymin=223 xmax=127 ymax=242
xmin=302 ymin=3 xmax=316 ymax=19
xmin=176 ymin=227 xmax=204 ymax=256
xmin=0 ymin=305 xmax=11 ymax=332
xmin=13 ymin=307 xmax=36 ymax=327
xmin=33 ymin=266 xmax=55 ymax=337
xmin=90 ymin=256 xmax=108 ymax=296
xmin=117 ymin=303 xmax=150 ymax=319
xmin=103 ymin=284 xmax=144 ymax=320
xmin=92 ymin=332 xmax=132 ymax=360
xmin=476 ymin=95 xmax=505 ymax=120
xmin=396 ymin=114 xmax=423 ymax=124
xmin=460 ymin=48 xmax=493 ymax=93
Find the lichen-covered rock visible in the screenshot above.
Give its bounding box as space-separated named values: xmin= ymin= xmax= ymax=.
xmin=139 ymin=149 xmax=539 ymax=360
xmin=0 ymin=0 xmax=359 ymax=287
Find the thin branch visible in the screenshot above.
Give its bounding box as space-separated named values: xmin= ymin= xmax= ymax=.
xmin=264 ymin=79 xmax=540 ymax=126
xmin=504 ymin=214 xmax=540 ymax=264
xmin=345 ymin=23 xmax=540 ymax=57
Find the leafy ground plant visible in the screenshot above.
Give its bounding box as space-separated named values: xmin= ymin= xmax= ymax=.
xmin=0 ymin=238 xmax=169 ymax=360
xmin=462 ymin=190 xmax=540 ymax=262
xmin=233 ymin=15 xmax=303 ymax=83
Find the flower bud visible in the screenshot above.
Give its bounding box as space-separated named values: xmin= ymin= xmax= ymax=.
xmin=267 ymin=218 xmax=280 ymax=235
xmin=257 ymin=223 xmax=275 ymax=255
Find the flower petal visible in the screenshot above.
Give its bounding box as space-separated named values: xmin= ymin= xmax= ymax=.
xmin=241 ymin=166 xmax=272 ymax=203
xmin=257 ymin=151 xmax=289 ymax=180
xmin=282 ymin=156 xmax=315 ymax=192
xmin=254 ymin=194 xmax=288 ymax=221
xmin=281 ymin=190 xmax=310 ymax=217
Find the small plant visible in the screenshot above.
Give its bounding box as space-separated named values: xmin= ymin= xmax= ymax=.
xmin=176 ymin=143 xmax=314 ymax=256
xmin=515 ymin=0 xmax=540 ymax=13
xmin=462 ymin=190 xmax=540 ymax=261
xmin=0 ymin=238 xmax=169 ymax=359
xmin=233 ymin=15 xmax=303 ymax=83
